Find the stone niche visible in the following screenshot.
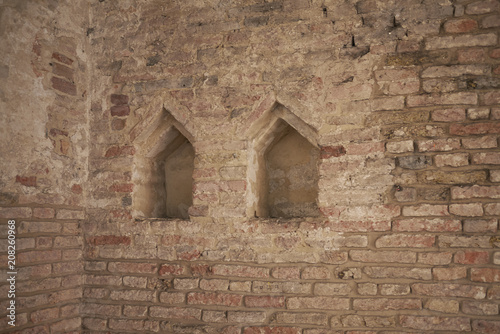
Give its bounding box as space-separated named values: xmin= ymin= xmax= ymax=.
xmin=248 ymin=104 xmax=320 ymax=218
xmin=132 ymin=110 xmax=194 ymax=219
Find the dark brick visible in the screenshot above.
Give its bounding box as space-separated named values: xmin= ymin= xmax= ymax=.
xmin=320 ymin=145 xmax=346 ymax=159
xmin=52 ymin=52 xmax=74 ymax=65
xmin=244 ymin=16 xmax=269 ymax=27
xmin=51 ymin=76 xmax=76 ymax=96
xmin=110 ymin=94 xmax=129 ymax=105
xmin=110 ymin=105 xmax=130 ymax=117
xmin=398 ymin=156 xmax=432 ymax=169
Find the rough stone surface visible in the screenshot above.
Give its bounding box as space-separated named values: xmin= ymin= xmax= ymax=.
xmin=1 ymin=0 xmax=500 ymax=333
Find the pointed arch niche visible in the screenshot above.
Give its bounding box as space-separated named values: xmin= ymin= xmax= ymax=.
xmin=247 ymin=103 xmax=320 ymax=218
xmin=132 ymin=109 xmax=194 ymax=219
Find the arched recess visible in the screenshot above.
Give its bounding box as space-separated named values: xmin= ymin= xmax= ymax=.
xmin=247 ymin=103 xmax=320 ymax=218
xmin=132 ymin=108 xmax=195 ymax=219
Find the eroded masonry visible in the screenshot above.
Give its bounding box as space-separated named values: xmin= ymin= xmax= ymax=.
xmin=1 ymin=0 xmax=500 ymax=333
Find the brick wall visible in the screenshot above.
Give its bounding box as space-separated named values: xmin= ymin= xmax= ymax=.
xmin=0 ymin=1 xmax=89 ymax=333
xmin=1 ymin=0 xmax=500 ymax=333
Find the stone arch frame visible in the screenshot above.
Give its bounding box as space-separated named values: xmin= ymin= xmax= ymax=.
xmin=246 ymin=102 xmax=320 ymax=218
xmin=131 ymin=107 xmax=195 ymax=219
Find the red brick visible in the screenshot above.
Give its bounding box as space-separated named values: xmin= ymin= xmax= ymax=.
xmin=444 ymin=18 xmax=478 ymax=33
xmin=353 ymin=298 xmax=421 ymax=310
xmin=245 ymin=295 xmax=285 ymax=308
xmin=108 ymin=262 xmax=156 ymax=274
xmin=320 ymin=145 xmax=346 ymax=159
xmin=212 ymin=265 xmax=269 ymax=278
xmin=471 ymin=268 xmax=500 ymax=282
xmin=472 ymin=152 xmax=500 ymax=164
xmin=433 ymin=267 xmax=467 ymax=280
xmin=110 ymin=104 xmax=130 ymax=116
xmin=490 ymin=48 xmax=500 ymax=58
xmin=109 ymin=183 xmax=134 ymax=192
xmin=449 ymin=203 xmax=484 ymax=216
xmin=31 ymin=307 xmax=59 ymax=323
xmin=158 ymin=264 xmax=187 ymax=276
xmin=455 ymin=251 xmax=490 ymax=264
xmin=52 ymin=62 xmax=74 ymax=81
xmin=149 ymin=306 xmax=201 ymax=320
xmin=472 ymin=320 xmax=500 ymax=333
xmin=431 ymin=108 xmax=466 ymax=122
xmin=90 ymin=235 xmax=131 ymax=246
xmin=105 ymin=145 xmax=135 ymax=157
xmin=243 ymin=327 xmax=301 ymax=334
xmin=110 ymin=94 xmax=129 ymax=105
xmin=16 ymin=175 xmax=37 ymax=187
xmin=52 ymin=52 xmax=73 ymax=65
xmin=287 ymin=297 xmax=350 ymax=310
xmin=350 ymin=250 xmax=416 ymax=263
xmin=111 ymin=118 xmax=126 ymax=130
xmin=375 ymin=234 xmax=435 ymax=248
xmin=400 ymin=315 xmax=471 ymax=331
xmin=51 ymin=76 xmax=76 ymax=95
xmin=458 ymin=48 xmax=487 ymax=63
xmin=17 ymin=250 xmax=61 ymax=264
xmin=451 ymin=123 xmax=500 ymax=136
xmin=482 ymin=91 xmax=500 ymax=105
xmin=187 ymin=292 xmax=242 ymax=306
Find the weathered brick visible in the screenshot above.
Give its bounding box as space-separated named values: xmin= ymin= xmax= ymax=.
xmin=418 ymin=252 xmax=452 ymax=265
xmin=417 ymin=138 xmax=460 ymax=152
xmin=202 ymin=310 xmax=227 ymax=323
xmin=455 ymin=250 xmax=490 ymax=264
xmin=462 ymin=135 xmax=498 ymax=149
xmin=483 ymin=14 xmax=500 ymax=28
xmin=82 ymin=303 xmax=121 ymax=316
xmin=51 ymin=76 xmax=76 ymax=95
xmin=314 ymin=283 xmax=351 ymax=296
xmin=301 ymin=266 xmax=331 ymax=279
xmin=212 ymin=265 xmax=269 ymax=278
xmin=110 ymin=94 xmax=129 ymax=105
xmin=159 ymin=264 xmax=186 ymax=276
xmin=393 ymin=218 xmax=461 ymax=232
xmin=350 ymin=250 xmax=416 ymax=263
xmin=364 ymin=266 xmax=432 ymax=280
xmin=402 ymin=204 xmax=449 ymax=216
xmin=425 ymin=298 xmax=460 ymax=313
xmin=400 ymin=315 xmax=471 ymax=331
xmin=149 ymin=306 xmax=202 ymax=320
xmin=386 ymin=140 xmax=414 ymax=153
xmin=463 ymin=301 xmax=499 ymax=315
xmin=418 ymin=170 xmax=487 ymax=184
xmin=33 ymin=207 xmax=55 ymax=219
xmin=473 ymin=152 xmax=500 ymax=165
xmin=376 ymin=234 xmax=435 ymax=248
xmin=287 ymin=296 xmax=349 ymax=310
xmin=433 ymin=267 xmax=467 ymax=280
xmin=271 ymin=267 xmax=300 ymax=280
xmin=467 ymin=107 xmax=490 ymax=120
xmin=466 ymin=0 xmax=500 ymax=14
xmin=371 ymin=96 xmax=405 ymax=111
xmin=273 ymin=312 xmax=328 ymax=326
xmin=108 ymin=262 xmax=157 ymax=274
xmin=159 ymin=292 xmax=185 ymax=304
xmin=243 ymin=327 xmax=302 ymax=334
xmin=439 ymin=235 xmax=491 ymax=248
xmin=451 ymin=123 xmax=500 ymax=136
xmin=472 ymin=320 xmax=500 ymax=334
xmin=174 ymin=278 xmax=199 ymax=290
xmin=187 ymin=292 xmax=242 ymax=306
xmin=431 ymin=108 xmax=466 ymax=122
xmin=0 ymin=207 xmax=32 ymax=218
xmin=463 ymin=219 xmax=497 ymax=232
xmin=110 ymin=104 xmax=130 ymax=116
xmin=353 ymin=298 xmax=421 ymax=310
xmin=245 ymin=295 xmax=285 ymax=308
xmin=422 ymin=64 xmax=488 ymax=78
xmin=434 ymin=153 xmax=469 ymax=167
xmin=397 ymin=156 xmax=432 ymax=169
xmin=15 ymin=175 xmax=37 ymax=187
xmin=449 ymin=203 xmax=484 ymax=216
xmin=380 ymin=284 xmax=410 ymax=296
xmin=444 ymin=18 xmax=478 ymax=33
xmin=358 ymin=283 xmax=377 ymax=296
xmin=451 ymin=185 xmax=500 ymax=199
xmin=110 ymin=289 xmax=155 ymax=302
xmin=426 ymin=33 xmax=497 ymax=50
xmin=471 ymin=268 xmax=500 ymax=282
